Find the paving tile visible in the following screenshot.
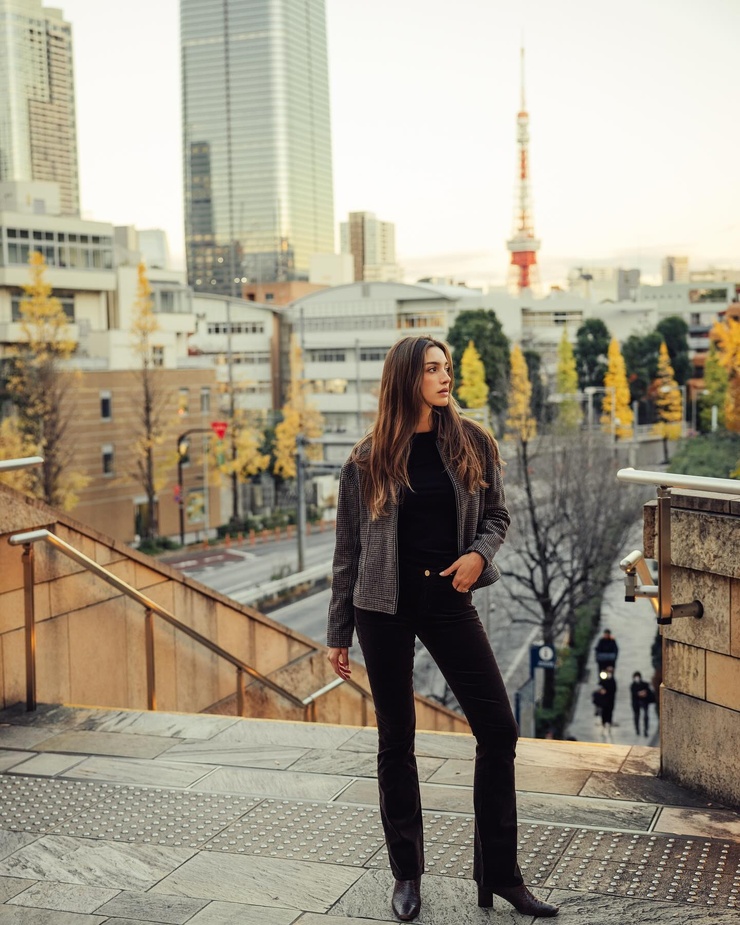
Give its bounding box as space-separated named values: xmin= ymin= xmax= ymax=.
xmin=0 ymin=706 xmax=106 ymax=731
xmin=0 ymin=777 xmax=119 ymax=833
xmin=340 ymin=728 xmax=475 ymax=760
xmin=53 ymin=787 xmax=259 ymax=848
xmin=0 ymin=727 xmax=57 ymax=749
xmin=545 ymin=889 xmax=740 ymax=922
xmin=621 ymin=745 xmax=662 ymax=777
xmin=0 ymin=832 xmax=38 ymax=863
xmin=653 ymin=806 xmax=740 ymax=840
xmin=516 ymin=738 xmax=631 ymax=771
xmin=517 ymin=791 xmax=658 ymax=831
xmin=95 ymin=889 xmax=208 ymax=923
xmin=7 ymin=753 xmax=86 ymax=777
xmin=33 ymin=730 xmax=181 ymax=759
xmin=0 ymin=877 xmax=36 ymax=902
xmin=0 ymin=909 xmax=106 ymax=924
xmin=60 ymin=755 xmax=216 ymax=788
xmin=580 ymin=771 xmax=718 ymax=806
xmin=75 ymin=709 xmax=240 ymax=740
xmin=186 ymin=901 xmax=301 ymax=924
xmin=0 ymin=751 xmax=36 ymax=772
xmin=207 ymin=719 xmax=358 ymax=750
xmin=191 ymin=766 xmax=353 ymax=801
xmin=298 ymin=915 xmax=392 ymax=925
xmin=288 ymin=749 xmax=444 ymax=781
xmin=515 ymin=763 xmax=591 ymax=795
xmin=340 ymin=779 xmax=474 ymax=815
xmin=150 ymin=852 xmax=362 ymax=911
xmin=0 ymin=835 xmax=195 ymax=891
xmin=6 ymin=881 xmax=119 ymax=912
xmin=161 ymin=741 xmax=309 ymax=769
xmin=332 ymin=868 xmax=525 ymax=923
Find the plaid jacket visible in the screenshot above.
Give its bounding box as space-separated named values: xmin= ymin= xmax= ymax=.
xmin=326 ymin=425 xmax=511 ymax=647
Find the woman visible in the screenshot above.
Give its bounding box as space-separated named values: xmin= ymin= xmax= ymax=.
xmin=326 ymin=335 xmax=558 ymax=921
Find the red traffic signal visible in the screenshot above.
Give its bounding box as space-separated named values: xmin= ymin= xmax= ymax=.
xmin=210 ymin=420 xmax=228 ymax=440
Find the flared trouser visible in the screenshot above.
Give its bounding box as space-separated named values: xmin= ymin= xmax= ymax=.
xmin=354 ymin=571 xmax=523 ymax=889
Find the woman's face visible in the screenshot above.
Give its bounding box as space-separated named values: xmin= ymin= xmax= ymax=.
xmin=420 ymin=345 xmax=451 ymax=410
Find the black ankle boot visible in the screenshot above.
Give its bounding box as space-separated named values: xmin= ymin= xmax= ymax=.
xmin=392 ymin=878 xmax=421 ymax=921
xmin=477 ymin=882 xmax=559 ymax=917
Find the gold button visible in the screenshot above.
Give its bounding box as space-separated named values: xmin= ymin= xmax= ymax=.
xmin=424 ymin=569 xmax=431 ymax=577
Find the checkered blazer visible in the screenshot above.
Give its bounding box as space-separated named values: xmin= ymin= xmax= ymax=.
xmin=326 ymin=422 xmax=510 ymax=648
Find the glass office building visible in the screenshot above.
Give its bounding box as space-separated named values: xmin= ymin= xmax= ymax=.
xmin=0 ymin=0 xmax=79 ymax=215
xmin=181 ymin=0 xmax=335 ymax=294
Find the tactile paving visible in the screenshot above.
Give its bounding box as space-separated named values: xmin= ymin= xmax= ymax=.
xmin=547 ymin=829 xmax=740 ymax=908
xmin=52 ymin=786 xmax=261 ymax=848
xmin=204 ymin=798 xmax=385 ymax=865
xmin=367 ymin=822 xmax=575 ymax=885
xmin=0 ymin=775 xmax=119 ymax=832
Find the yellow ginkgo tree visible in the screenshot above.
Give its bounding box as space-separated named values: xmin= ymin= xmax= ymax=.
xmin=505 ymin=344 xmax=536 ymax=443
xmin=601 ymin=338 xmax=633 ymax=440
xmin=652 ymin=340 xmax=683 ymax=460
xmin=273 ymin=337 xmax=324 ymax=479
xmin=554 ymin=329 xmax=583 ymax=433
xmin=711 ymin=314 xmax=740 ymax=434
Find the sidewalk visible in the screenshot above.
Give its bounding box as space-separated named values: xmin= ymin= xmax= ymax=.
xmin=566 ymin=537 xmax=660 ymax=747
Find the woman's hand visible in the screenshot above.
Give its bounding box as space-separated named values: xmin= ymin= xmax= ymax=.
xmin=327 ymin=647 xmax=351 ymax=680
xmin=440 ymin=551 xmax=485 ymax=593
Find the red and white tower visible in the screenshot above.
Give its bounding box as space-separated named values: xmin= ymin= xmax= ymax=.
xmin=506 ymin=47 xmax=540 ymax=294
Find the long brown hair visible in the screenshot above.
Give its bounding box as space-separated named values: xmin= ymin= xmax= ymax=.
xmin=351 ymin=335 xmax=500 ymax=518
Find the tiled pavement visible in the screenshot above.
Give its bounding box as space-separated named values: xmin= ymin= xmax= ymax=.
xmin=0 ymin=705 xmax=739 ymax=924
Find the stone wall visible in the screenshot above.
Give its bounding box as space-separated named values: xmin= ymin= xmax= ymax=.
xmin=0 ymin=484 xmax=468 ymax=733
xmin=644 ymin=488 xmax=740 ymax=807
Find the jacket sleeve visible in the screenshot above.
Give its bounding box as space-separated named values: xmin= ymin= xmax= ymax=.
xmin=465 ymin=438 xmax=511 ymax=566
xmin=326 ymin=459 xmax=361 ymax=647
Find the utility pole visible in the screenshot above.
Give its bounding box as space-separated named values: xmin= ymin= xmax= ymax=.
xmin=295 ymin=433 xmax=307 ymax=572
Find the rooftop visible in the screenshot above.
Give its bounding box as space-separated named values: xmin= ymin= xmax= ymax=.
xmin=1 ymin=703 xmax=739 ymax=923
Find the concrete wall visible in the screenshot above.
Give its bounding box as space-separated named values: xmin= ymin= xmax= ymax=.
xmin=0 ymin=484 xmax=467 ymax=734
xmin=644 ymin=489 xmax=740 ymax=806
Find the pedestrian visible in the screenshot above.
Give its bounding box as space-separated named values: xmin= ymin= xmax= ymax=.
xmin=594 ymin=628 xmax=619 ymax=673
xmin=630 ymin=671 xmax=655 ymax=737
xmin=326 ymin=335 xmax=558 ymax=922
xmin=599 ymin=665 xmax=617 ymax=736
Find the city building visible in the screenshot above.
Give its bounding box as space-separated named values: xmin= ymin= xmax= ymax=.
xmin=0 ymin=0 xmax=79 ymax=214
xmin=567 ymin=266 xmax=641 ymax=303
xmin=661 ymin=255 xmax=690 ymax=284
xmin=339 ymin=211 xmax=401 ymax=283
xmin=180 ymin=0 xmax=335 ymax=294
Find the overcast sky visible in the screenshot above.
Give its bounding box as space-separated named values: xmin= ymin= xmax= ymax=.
xmin=58 ymin=0 xmax=740 ymax=288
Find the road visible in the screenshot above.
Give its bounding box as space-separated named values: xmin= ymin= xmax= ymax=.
xmin=165 ymin=533 xmax=541 ymax=710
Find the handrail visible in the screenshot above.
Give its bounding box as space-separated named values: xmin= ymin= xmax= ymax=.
xmin=617 ymin=467 xmax=740 ymax=495
xmin=0 ymin=456 xmax=44 ymax=472
xmin=8 ymin=528 xmax=317 ymax=715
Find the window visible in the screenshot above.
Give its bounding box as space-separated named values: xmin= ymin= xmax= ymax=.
xmin=102 ymin=444 xmax=114 ymax=475
xmin=100 ymin=390 xmax=112 ymax=421
xmin=200 ymin=386 xmax=211 ymax=413
xmin=178 ymin=387 xmax=190 ymax=416
xmin=151 ymin=345 xmax=164 ymax=367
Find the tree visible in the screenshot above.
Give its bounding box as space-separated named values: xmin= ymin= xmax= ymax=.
xmin=457 ymin=340 xmax=489 ymax=410
xmin=211 ymin=409 xmax=270 ymax=485
xmin=447 ymin=309 xmax=510 ymax=418
xmin=505 ymin=344 xmax=536 ymax=442
xmin=652 ymin=341 xmax=683 ymax=460
xmin=273 ymin=337 xmax=324 ymax=479
xmin=0 ymin=417 xmax=38 ymax=495
xmin=523 ymin=349 xmax=549 ymax=426
xmin=656 ymin=315 xmax=691 ymax=385
xmin=574 ymin=318 xmax=610 ymax=391
xmin=500 ymin=432 xmax=642 ymax=709
xmin=3 ymin=251 xmax=87 ymax=509
xmin=553 ymin=329 xmax=582 ymax=433
xmin=129 ymin=262 xmax=174 ymax=539
xmin=622 ymin=331 xmax=662 ymax=405
xmin=711 ymin=314 xmax=740 ymax=434
xmin=699 ymin=342 xmax=727 ymax=432
xmin=601 ymin=338 xmax=633 ymax=440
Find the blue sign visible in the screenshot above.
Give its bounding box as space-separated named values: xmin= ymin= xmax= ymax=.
xmin=530 ymin=644 xmax=556 ymax=676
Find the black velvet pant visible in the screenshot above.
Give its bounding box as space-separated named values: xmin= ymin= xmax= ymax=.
xmin=354 ymin=571 xmax=523 ymax=889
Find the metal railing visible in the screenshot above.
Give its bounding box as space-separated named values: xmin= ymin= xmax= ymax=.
xmin=8 ymin=527 xmax=370 ymax=718
xmin=0 ymin=456 xmax=44 ymax=473
xmin=616 ymin=467 xmax=740 ymax=624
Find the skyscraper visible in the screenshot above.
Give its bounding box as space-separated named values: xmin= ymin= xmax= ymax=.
xmin=0 ymin=0 xmax=79 ymax=215
xmin=339 ymin=211 xmax=401 ymax=283
xmin=181 ymin=0 xmax=335 ymax=294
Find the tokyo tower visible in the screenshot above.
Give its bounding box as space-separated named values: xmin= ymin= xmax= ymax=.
xmin=506 ymin=47 xmax=541 ymax=294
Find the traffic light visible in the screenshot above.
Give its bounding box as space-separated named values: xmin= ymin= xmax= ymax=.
xmin=178 ymin=438 xmax=190 ymax=464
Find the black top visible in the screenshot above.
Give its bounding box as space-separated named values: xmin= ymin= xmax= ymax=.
xmin=397 ymin=430 xmax=458 ymax=571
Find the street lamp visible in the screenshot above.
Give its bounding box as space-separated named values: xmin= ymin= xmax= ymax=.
xmin=176 ymin=426 xmax=220 ymax=545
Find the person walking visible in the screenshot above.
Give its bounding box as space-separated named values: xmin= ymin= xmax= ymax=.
xmin=630 ymin=671 xmax=654 ymax=737
xmin=598 ymin=665 xmax=617 ymax=737
xmin=594 ymin=628 xmax=619 ymax=673
xmin=326 ymin=335 xmax=558 ymax=922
